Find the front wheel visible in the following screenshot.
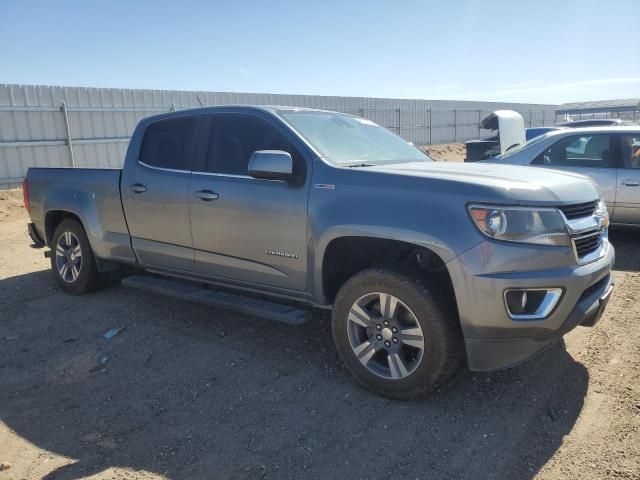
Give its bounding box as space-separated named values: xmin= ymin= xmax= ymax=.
xmin=51 ymin=219 xmax=104 ymax=294
xmin=331 ymin=268 xmax=463 ymax=399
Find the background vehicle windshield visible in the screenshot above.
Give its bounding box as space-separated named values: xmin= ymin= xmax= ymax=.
xmin=499 ymin=133 xmax=549 ymax=159
xmin=279 ymin=111 xmax=431 ymax=166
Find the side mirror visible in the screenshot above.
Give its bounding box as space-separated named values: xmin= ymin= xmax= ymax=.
xmin=248 ymin=150 xmax=294 ymax=181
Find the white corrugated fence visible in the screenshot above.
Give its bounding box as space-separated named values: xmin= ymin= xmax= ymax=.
xmin=0 ymin=84 xmax=558 ymax=187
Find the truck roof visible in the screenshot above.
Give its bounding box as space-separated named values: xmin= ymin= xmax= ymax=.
xmin=542 ymin=125 xmax=640 ymax=137
xmin=512 ymin=125 xmax=639 ymax=147
xmin=142 ymin=105 xmax=341 ymax=123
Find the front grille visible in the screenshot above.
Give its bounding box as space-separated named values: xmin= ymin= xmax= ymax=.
xmin=559 ymin=200 xmax=598 ymax=220
xmin=573 ymin=230 xmax=602 ymax=259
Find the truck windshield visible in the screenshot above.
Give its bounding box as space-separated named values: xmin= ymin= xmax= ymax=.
xmin=278 ymin=111 xmax=431 ymax=166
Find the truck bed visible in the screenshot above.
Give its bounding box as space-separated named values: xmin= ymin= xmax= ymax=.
xmin=26 ymin=167 xmax=135 ymax=263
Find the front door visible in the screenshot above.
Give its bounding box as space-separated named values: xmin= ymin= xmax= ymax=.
xmin=613 ymin=133 xmax=640 ymax=225
xmin=189 ymin=113 xmax=310 ymax=291
xmin=121 ymin=115 xmax=202 ymax=271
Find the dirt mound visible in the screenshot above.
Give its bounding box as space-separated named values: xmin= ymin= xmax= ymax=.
xmin=420 ymin=143 xmax=467 ymax=162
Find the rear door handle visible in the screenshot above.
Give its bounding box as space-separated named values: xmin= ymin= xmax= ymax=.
xmin=130 ymin=183 xmax=147 ymax=193
xmin=623 ymin=181 xmax=640 ymax=187
xmin=194 ymin=189 xmax=219 ymax=201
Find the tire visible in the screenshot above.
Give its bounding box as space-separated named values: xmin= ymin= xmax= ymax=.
xmin=51 ymin=219 xmax=104 ymax=295
xmin=331 ymin=268 xmax=463 ymax=399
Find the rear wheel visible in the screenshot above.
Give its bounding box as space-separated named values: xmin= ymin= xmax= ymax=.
xmin=51 ymin=219 xmax=104 ymax=294
xmin=332 ymin=268 xmax=463 ymax=399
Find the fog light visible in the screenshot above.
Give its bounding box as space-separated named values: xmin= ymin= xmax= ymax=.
xmin=505 ymin=290 xmax=528 ymax=315
xmin=504 ymin=288 xmax=562 ymax=320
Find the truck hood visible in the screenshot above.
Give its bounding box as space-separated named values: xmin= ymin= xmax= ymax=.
xmin=367 ymin=161 xmax=600 ymax=205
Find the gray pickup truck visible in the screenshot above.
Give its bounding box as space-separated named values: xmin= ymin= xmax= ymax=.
xmin=24 ymin=106 xmax=615 ymax=398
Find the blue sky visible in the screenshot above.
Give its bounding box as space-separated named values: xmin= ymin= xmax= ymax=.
xmin=1 ymin=0 xmax=639 ymax=104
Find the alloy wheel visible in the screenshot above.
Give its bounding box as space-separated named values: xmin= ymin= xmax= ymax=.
xmin=347 ymin=292 xmax=425 ymax=380
xmin=55 ymin=231 xmax=82 ymax=283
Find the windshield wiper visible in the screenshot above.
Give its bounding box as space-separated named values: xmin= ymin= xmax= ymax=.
xmin=345 ymin=163 xmax=375 ymax=168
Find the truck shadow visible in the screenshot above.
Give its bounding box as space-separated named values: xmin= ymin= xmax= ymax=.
xmin=0 ymin=271 xmax=589 ymax=480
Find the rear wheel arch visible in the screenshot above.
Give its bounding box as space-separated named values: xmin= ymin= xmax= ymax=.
xmin=49 ymin=217 xmax=106 ymax=294
xmin=45 ymin=210 xmax=85 ymax=246
xmin=45 ymin=209 xmax=120 ymax=273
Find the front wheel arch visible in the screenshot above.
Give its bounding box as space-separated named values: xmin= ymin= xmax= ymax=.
xmin=319 ymin=235 xmax=456 ymax=306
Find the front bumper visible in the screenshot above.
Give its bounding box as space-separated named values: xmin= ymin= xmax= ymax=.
xmin=447 ymin=237 xmax=615 ymax=371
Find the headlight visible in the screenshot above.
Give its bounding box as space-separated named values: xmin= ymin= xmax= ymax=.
xmin=468 ymin=205 xmax=570 ymax=246
xmin=595 ymin=198 xmax=610 ymax=229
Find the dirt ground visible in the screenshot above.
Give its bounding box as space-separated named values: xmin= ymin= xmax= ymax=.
xmin=420 ymin=143 xmax=467 ymax=162
xmin=1 ymin=182 xmax=639 ymax=480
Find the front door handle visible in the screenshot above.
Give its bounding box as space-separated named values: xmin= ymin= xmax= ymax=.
xmin=130 ymin=183 xmax=147 ymax=193
xmin=194 ymin=189 xmax=219 ymax=201
xmin=623 ymin=181 xmax=640 ymax=187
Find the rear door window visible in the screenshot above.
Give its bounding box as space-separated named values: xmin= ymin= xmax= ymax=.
xmin=140 ymin=116 xmax=201 ymax=171
xmin=532 ymin=134 xmax=613 ymax=168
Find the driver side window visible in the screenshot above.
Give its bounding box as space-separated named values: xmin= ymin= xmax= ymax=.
xmin=205 ymin=114 xmax=304 ymax=177
xmin=532 ymin=134 xmax=613 ymax=168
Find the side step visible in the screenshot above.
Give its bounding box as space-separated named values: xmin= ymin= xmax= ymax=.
xmin=121 ymin=275 xmax=311 ymax=326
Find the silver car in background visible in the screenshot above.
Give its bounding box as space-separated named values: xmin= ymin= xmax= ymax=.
xmin=486 ymin=126 xmax=640 ymax=226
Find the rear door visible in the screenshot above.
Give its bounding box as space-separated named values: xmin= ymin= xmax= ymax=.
xmin=189 ymin=112 xmax=310 ymax=291
xmin=613 ymin=133 xmax=640 ymax=224
xmin=531 ymin=133 xmax=618 ymax=211
xmin=121 ymin=115 xmax=203 ymax=271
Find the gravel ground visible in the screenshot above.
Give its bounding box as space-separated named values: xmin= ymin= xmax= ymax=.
xmin=0 ymin=186 xmax=639 ymax=480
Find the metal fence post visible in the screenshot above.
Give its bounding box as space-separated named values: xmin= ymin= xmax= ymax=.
xmin=60 ymin=101 xmax=76 ymax=168
xmin=529 ymin=109 xmax=533 ymax=127
xmin=542 ymin=110 xmax=546 ymax=126
xmin=453 ymin=109 xmax=457 ymax=143
xmin=396 ymin=108 xmax=401 ymax=136
xmin=478 ymin=110 xmax=481 ymax=137
xmin=359 ymin=108 xmax=364 ymax=118
xmin=428 ymin=109 xmax=432 ymax=145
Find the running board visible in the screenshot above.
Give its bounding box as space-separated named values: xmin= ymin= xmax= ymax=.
xmin=121 ymin=275 xmax=311 ymax=326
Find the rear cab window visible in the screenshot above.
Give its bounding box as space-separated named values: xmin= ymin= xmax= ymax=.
xmin=140 ymin=116 xmax=201 ymax=171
